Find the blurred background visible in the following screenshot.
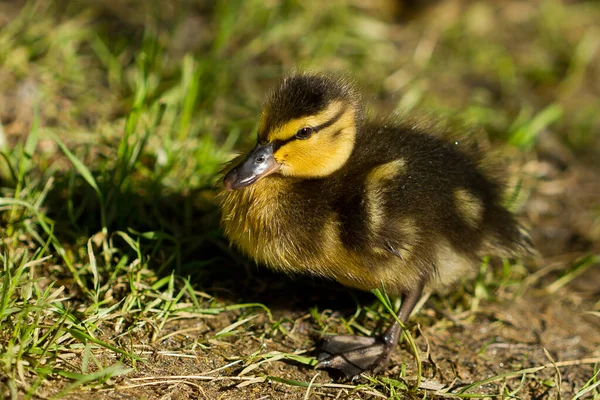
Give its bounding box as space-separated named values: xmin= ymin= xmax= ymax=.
xmin=1 ymin=0 xmax=598 ymax=263
xmin=0 ymin=0 xmax=599 ymax=398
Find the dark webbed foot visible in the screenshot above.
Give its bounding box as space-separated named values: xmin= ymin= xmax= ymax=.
xmin=316 ymin=282 xmax=425 ymax=379
xmin=316 ymin=334 xmax=395 ymax=378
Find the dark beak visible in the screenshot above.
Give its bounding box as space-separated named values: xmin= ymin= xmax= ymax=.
xmin=223 ymin=143 xmax=280 ymax=191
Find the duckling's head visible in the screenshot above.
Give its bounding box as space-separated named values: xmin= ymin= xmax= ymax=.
xmin=224 ymin=74 xmax=361 ymax=190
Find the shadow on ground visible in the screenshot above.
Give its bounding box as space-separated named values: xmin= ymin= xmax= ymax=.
xmin=42 ymin=167 xmax=376 ymax=316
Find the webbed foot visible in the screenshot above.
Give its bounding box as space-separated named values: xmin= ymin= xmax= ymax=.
xmin=315 ymin=281 xmax=425 ymax=379
xmin=315 ymin=334 xmax=395 ymax=379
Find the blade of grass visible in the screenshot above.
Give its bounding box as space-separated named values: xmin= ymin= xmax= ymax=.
xmin=372 ymin=288 xmax=422 ymax=390
xmin=51 ymin=133 xmax=106 ymax=228
xmin=547 ymin=254 xmax=599 ymax=293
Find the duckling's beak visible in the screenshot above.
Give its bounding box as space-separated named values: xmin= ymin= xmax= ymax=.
xmin=223 ymin=143 xmax=281 ymax=191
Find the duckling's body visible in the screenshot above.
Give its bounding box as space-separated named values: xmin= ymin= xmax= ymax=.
xmin=220 ymin=74 xmax=532 ymax=378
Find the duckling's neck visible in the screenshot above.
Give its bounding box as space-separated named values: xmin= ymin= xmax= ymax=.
xmin=219 ymin=176 xmax=296 ymax=268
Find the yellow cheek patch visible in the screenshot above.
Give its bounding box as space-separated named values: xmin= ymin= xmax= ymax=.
xmin=275 ymin=131 xmax=356 ymax=177
xmin=273 ymin=107 xmax=357 ymax=178
xmin=454 ymin=188 xmax=483 ymax=228
xmin=265 ymin=101 xmax=346 ymax=142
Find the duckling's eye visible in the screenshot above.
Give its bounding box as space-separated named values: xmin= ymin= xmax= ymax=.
xmin=295 ymin=127 xmax=314 ymax=140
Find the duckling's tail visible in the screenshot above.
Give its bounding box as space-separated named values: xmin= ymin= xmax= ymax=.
xmin=481 ymin=221 xmax=538 ymax=260
xmin=512 ymin=223 xmax=538 ymax=258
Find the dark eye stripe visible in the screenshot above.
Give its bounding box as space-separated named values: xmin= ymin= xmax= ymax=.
xmin=271 ymin=106 xmax=347 ymax=151
xmin=313 ymin=106 xmax=346 ymax=131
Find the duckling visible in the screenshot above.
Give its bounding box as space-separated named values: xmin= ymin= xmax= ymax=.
xmin=219 ymin=73 xmax=533 ymax=378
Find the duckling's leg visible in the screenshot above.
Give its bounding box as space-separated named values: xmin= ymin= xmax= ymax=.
xmin=316 ymin=282 xmax=424 ymax=379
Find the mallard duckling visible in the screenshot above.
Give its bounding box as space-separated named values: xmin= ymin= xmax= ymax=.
xmin=219 ymin=73 xmax=533 ymax=378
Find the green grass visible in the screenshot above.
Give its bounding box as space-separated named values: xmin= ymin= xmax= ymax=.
xmin=1 ymin=0 xmax=599 ymax=398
